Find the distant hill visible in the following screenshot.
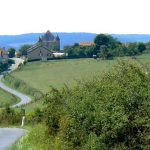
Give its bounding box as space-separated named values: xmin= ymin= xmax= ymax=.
xmin=0 ymin=33 xmax=150 ymax=50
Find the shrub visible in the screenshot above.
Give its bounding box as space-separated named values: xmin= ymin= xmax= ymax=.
xmin=44 ymin=59 xmax=150 ymax=149
xmin=0 ymin=105 xmax=22 ymax=125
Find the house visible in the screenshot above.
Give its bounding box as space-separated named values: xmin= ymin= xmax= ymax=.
xmin=0 ymin=48 xmax=8 ymax=64
xmin=27 ymin=30 xmax=60 ymax=61
xmin=79 ymin=42 xmax=95 ymax=46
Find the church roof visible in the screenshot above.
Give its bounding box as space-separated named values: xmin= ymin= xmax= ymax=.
xmin=41 ymin=30 xmax=55 ymax=41
xmin=27 ymin=44 xmax=54 ymax=53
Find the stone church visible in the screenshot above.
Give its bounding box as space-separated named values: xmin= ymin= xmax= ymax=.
xmin=27 ymin=30 xmax=60 ymax=61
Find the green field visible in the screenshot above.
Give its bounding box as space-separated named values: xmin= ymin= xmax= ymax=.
xmin=135 ymin=52 xmax=150 ymax=64
xmin=0 ymin=88 xmax=20 ymax=107
xmin=9 ymin=54 xmax=150 ymax=94
xmin=10 ymin=58 xmax=117 ymax=93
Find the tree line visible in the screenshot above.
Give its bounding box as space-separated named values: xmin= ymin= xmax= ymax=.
xmin=6 ymin=34 xmax=150 ymax=60
xmin=64 ymin=34 xmax=148 ymax=59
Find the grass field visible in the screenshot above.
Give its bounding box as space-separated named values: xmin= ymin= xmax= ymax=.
xmin=0 ymin=88 xmax=20 ymax=108
xmin=136 ymin=52 xmax=150 ymax=65
xmin=10 ymin=58 xmax=117 ymax=93
xmin=9 ymin=54 xmax=150 ymax=94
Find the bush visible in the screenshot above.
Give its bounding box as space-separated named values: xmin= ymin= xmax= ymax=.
xmin=44 ymin=59 xmax=150 ymax=149
xmin=0 ymin=105 xmax=22 ymax=125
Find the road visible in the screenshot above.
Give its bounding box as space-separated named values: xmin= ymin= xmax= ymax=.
xmin=0 ymin=58 xmax=31 ymax=149
xmin=0 ymin=128 xmax=26 ymax=150
xmin=0 ymin=75 xmax=31 ymax=107
xmin=0 ymin=58 xmax=31 ymax=107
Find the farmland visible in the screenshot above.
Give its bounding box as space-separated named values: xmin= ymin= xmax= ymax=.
xmin=9 ymin=58 xmax=117 ymax=93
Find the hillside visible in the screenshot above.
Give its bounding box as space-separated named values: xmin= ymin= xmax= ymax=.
xmin=0 ymin=33 xmax=150 ymax=50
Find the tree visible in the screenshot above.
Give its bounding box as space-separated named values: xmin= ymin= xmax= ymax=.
xmin=94 ymin=34 xmax=120 ymax=59
xmin=138 ymin=43 xmax=146 ymax=53
xmin=19 ymin=44 xmax=32 ymax=56
xmin=94 ymin=34 xmax=118 ymax=50
xmin=8 ymin=48 xmax=16 ymax=58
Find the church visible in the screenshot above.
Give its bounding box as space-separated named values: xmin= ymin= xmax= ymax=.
xmin=27 ymin=30 xmax=60 ymax=61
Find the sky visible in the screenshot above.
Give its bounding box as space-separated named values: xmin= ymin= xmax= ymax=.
xmin=0 ymin=0 xmax=150 ymax=35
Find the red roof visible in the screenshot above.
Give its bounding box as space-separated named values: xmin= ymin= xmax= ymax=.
xmin=79 ymin=42 xmax=95 ymax=46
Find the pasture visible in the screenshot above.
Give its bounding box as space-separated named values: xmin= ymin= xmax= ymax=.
xmin=10 ymin=58 xmax=117 ymax=93
xmin=10 ymin=53 xmax=150 ymax=93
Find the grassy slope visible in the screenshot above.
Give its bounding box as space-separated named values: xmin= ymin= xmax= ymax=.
xmin=0 ymin=88 xmax=20 ymax=107
xmin=136 ymin=52 xmax=150 ymax=63
xmin=11 ymin=58 xmax=117 ymax=93
xmin=4 ymin=54 xmax=150 ymax=97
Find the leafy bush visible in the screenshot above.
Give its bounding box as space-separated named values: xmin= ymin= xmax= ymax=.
xmin=0 ymin=105 xmax=22 ymax=125
xmin=44 ymin=59 xmax=150 ymax=149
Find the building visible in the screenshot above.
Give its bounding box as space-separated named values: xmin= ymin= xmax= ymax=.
xmin=79 ymin=42 xmax=95 ymax=46
xmin=27 ymin=30 xmax=60 ymax=61
xmin=0 ymin=48 xmax=8 ymax=64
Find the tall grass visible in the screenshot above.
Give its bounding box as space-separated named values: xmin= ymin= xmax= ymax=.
xmin=11 ymin=124 xmax=70 ymax=150
xmin=3 ymin=74 xmax=43 ymax=101
xmin=0 ymin=88 xmax=20 ymax=108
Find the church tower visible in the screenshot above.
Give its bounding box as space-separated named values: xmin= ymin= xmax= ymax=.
xmin=39 ymin=30 xmax=60 ymax=51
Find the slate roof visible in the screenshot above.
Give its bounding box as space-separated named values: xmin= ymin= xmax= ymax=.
xmin=41 ymin=30 xmax=55 ymax=41
xmin=27 ymin=44 xmax=54 ymax=53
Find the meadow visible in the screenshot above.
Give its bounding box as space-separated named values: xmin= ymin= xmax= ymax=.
xmin=10 ymin=58 xmax=117 ymax=93
xmin=8 ymin=53 xmax=150 ymax=94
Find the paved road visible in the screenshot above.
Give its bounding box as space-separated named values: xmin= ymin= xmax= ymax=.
xmin=0 ymin=128 xmax=26 ymax=150
xmin=0 ymin=75 xmax=31 ymax=107
xmin=0 ymin=58 xmax=31 ymax=149
xmin=0 ymin=58 xmax=31 ymax=107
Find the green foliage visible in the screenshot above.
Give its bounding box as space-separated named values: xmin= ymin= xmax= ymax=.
xmin=138 ymin=43 xmax=146 ymax=53
xmin=19 ymin=44 xmax=32 ymax=56
xmin=8 ymin=48 xmax=16 ymax=58
xmin=0 ymin=58 xmax=14 ymax=73
xmin=8 ymin=59 xmax=15 ymax=65
xmin=44 ymin=59 xmax=150 ymax=149
xmin=0 ymin=62 xmax=8 ymax=73
xmin=0 ymin=105 xmax=22 ymax=124
xmin=65 ymin=34 xmax=147 ymax=59
xmin=64 ymin=45 xmax=95 ymax=58
xmin=26 ymin=108 xmax=44 ymax=124
xmin=94 ymin=34 xmax=118 ymax=50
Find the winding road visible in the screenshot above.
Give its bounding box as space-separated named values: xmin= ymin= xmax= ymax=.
xmin=0 ymin=75 xmax=31 ymax=107
xmin=0 ymin=58 xmax=31 ymax=150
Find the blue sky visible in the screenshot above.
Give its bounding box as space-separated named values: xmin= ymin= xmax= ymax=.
xmin=0 ymin=0 xmax=150 ymax=35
